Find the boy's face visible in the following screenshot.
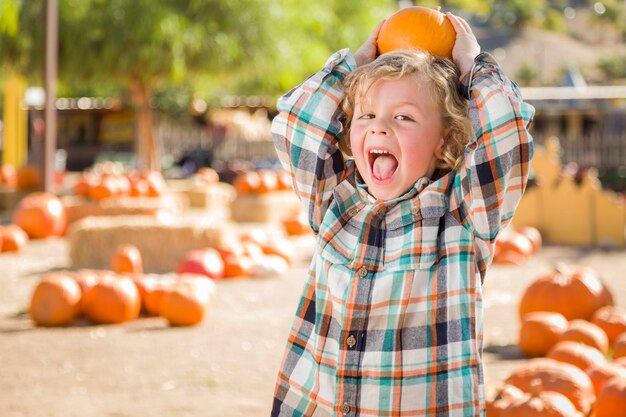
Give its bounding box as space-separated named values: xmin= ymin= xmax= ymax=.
xmin=349 ymin=76 xmax=445 ymax=201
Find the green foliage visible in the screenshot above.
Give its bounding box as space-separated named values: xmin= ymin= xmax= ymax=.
xmin=597 ymin=55 xmax=626 ymax=80
xmin=515 ymin=61 xmax=539 ymax=86
xmin=0 ymin=0 xmax=20 ymax=36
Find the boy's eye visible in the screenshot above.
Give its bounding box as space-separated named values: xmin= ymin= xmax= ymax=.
xmin=358 ymin=113 xmax=374 ymax=120
xmin=395 ymin=114 xmax=413 ymax=121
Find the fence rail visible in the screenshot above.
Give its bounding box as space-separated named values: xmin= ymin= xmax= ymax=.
xmin=536 ymin=133 xmax=626 ymax=172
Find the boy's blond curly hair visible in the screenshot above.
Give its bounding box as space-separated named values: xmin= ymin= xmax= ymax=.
xmin=341 ymin=49 xmax=472 ymax=174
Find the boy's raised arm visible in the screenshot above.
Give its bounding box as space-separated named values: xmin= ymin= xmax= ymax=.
xmin=446 ymin=13 xmax=535 ymax=270
xmin=271 ymin=50 xmax=357 ymax=234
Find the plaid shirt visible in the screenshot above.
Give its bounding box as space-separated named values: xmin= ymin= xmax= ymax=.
xmin=271 ymin=49 xmax=534 ymax=417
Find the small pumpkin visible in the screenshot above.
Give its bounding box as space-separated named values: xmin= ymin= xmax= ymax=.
xmin=12 ymin=192 xmax=67 ymax=239
xmin=493 ymin=230 xmax=534 ymax=265
xmin=560 ymin=319 xmax=609 ymax=354
xmin=377 ymin=6 xmax=456 ymax=58
xmin=110 ymin=243 xmax=143 ymax=275
xmin=594 ymin=376 xmax=626 ymax=417
xmin=1 ymin=224 xmax=29 ymax=252
xmin=82 ymin=275 xmax=141 ymax=324
xmin=586 ymin=362 xmax=626 ymax=397
xmin=505 ymin=358 xmax=595 ymax=415
xmin=592 ymin=306 xmax=626 ymax=344
xmin=176 ymin=248 xmax=225 ymax=280
xmin=29 ymin=273 xmax=82 ymax=326
xmin=546 ymin=341 xmax=606 ymax=372
xmin=282 ymin=210 xmax=312 ymax=236
xmin=519 ymin=311 xmax=568 ymax=357
xmin=0 ymin=163 xmax=17 ymax=188
xmin=233 ymin=171 xmax=261 ymax=194
xmin=519 ymin=265 xmax=613 ymax=321
xmin=159 ymin=276 xmax=214 ymax=326
xmin=500 ymin=379 xmax=580 ymax=417
xmin=516 ymin=226 xmax=542 ymax=254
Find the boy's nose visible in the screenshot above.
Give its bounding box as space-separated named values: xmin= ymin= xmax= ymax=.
xmin=369 ymin=126 xmax=388 ymax=135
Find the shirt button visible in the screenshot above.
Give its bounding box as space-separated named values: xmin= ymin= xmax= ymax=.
xmin=411 ymin=206 xmax=420 ymax=216
xmin=348 ymin=207 xmax=358 ymax=217
xmin=346 ymin=335 xmax=356 ymax=348
xmin=340 ymin=403 xmax=351 ymax=414
xmin=357 ymin=267 xmax=368 ymax=278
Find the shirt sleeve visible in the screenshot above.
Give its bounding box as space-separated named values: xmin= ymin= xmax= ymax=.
xmin=271 ymin=49 xmax=357 ymax=234
xmin=450 ymin=52 xmax=535 ymax=271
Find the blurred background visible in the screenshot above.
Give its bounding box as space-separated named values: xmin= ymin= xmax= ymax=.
xmin=1 ymin=2 xmax=626 ymax=417
xmin=1 ymin=0 xmax=625 ymax=188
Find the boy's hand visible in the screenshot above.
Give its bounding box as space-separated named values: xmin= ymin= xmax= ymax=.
xmin=446 ymin=12 xmax=480 ymax=77
xmin=354 ymin=20 xmax=385 ymax=67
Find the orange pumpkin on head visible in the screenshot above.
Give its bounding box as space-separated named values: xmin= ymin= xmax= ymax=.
xmin=377 ymin=6 xmax=456 ymax=58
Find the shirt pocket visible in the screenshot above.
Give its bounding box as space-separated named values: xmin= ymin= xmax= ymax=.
xmin=384 ymin=215 xmax=443 ymax=271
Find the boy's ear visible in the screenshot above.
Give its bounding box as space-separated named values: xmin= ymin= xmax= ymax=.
xmin=434 ymin=137 xmax=445 ymax=159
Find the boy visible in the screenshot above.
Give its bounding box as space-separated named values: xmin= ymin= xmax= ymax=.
xmin=271 ymin=12 xmax=534 ymax=416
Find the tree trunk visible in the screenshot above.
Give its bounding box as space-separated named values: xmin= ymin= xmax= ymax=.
xmin=131 ymin=81 xmax=159 ymax=171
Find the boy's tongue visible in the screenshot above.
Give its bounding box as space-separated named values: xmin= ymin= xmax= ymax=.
xmin=372 ymin=154 xmax=398 ymax=180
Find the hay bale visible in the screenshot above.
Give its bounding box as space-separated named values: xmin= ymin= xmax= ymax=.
xmin=0 ymin=188 xmax=29 ymax=213
xmin=62 ymin=193 xmax=189 ymax=226
xmin=167 ymin=180 xmax=235 ymax=218
xmin=230 ymin=191 xmax=301 ymax=223
xmin=68 ymin=215 xmax=233 ymax=273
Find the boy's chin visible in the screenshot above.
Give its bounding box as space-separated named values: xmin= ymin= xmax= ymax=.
xmin=367 ymin=184 xmax=404 ymax=201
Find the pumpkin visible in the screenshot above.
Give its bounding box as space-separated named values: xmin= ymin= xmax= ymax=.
xmin=485 ymin=384 xmax=524 ymax=417
xmin=176 ymin=248 xmax=225 ymax=280
xmin=586 ymin=362 xmax=626 ymax=397
xmin=88 ymin=175 xmax=118 ymax=201
xmin=276 ymin=170 xmax=293 ymax=191
xmin=516 ymin=226 xmax=542 ymax=254
xmin=195 ymin=167 xmax=219 ymax=184
xmin=82 ymin=275 xmax=141 ymax=324
xmin=29 ymin=273 xmax=82 ymax=326
xmin=142 ymin=170 xmax=167 ymax=197
xmin=16 ymin=164 xmax=42 ymax=190
xmin=282 ymin=209 xmax=312 ymax=236
xmin=73 ymin=269 xmax=107 ymax=315
xmin=494 ymin=230 xmax=534 ymax=265
xmin=1 ymin=224 xmax=29 ymax=252
xmin=546 ymin=341 xmax=606 ymax=372
xmin=500 ymin=379 xmax=580 ymax=417
xmin=612 ymin=333 xmax=626 ymax=360
xmin=519 ymin=265 xmax=613 ymax=321
xmin=110 ymin=243 xmax=143 ymax=274
xmin=505 ymin=358 xmax=595 ymax=415
xmin=560 ymin=319 xmax=609 ymax=354
xmin=260 ymin=238 xmax=296 ymax=266
xmin=12 ymin=192 xmax=67 ymax=239
xmin=592 ymin=306 xmax=626 ymax=344
xmin=519 ymin=311 xmax=568 ymax=357
xmin=377 ymin=6 xmax=456 ymax=58
xmin=233 ymin=171 xmax=261 ymax=194
xmin=159 ymin=277 xmax=213 ymax=326
xmin=256 ymin=169 xmax=278 ymax=193
xmin=594 ymin=376 xmax=626 ymax=417
xmin=0 ymin=163 xmax=17 ymax=188
xmin=134 ymin=274 xmax=177 ymax=316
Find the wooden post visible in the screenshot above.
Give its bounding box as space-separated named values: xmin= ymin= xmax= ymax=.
xmin=44 ymin=0 xmax=58 ymax=192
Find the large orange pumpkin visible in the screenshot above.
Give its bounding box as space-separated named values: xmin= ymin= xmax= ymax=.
xmin=612 ymin=333 xmax=626 ymax=360
xmin=485 ymin=384 xmax=524 ymax=417
xmin=29 ymin=273 xmax=82 ymax=326
xmin=377 ymin=6 xmax=456 ymax=58
xmin=595 ymin=376 xmax=626 ymax=417
xmin=519 ymin=266 xmax=613 ymax=321
xmin=82 ymin=276 xmax=141 ymax=324
xmin=519 ymin=311 xmax=568 ymax=357
xmin=546 ymin=341 xmax=606 ymax=372
xmin=505 ymin=358 xmax=595 ymax=415
xmin=110 ymin=243 xmax=143 ymax=275
xmin=560 ymin=319 xmax=609 ymax=354
xmin=592 ymin=306 xmax=626 ymax=344
xmin=12 ymin=192 xmax=67 ymax=239
xmin=500 ymin=381 xmax=579 ymax=417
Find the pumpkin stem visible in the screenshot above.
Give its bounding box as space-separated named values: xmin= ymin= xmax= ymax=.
xmin=529 ymin=378 xmax=543 ymax=397
xmin=553 ymin=262 xmax=571 ymax=277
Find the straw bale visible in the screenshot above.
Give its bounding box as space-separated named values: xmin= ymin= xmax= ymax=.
xmin=62 ymin=193 xmax=188 ymax=226
xmin=0 ymin=188 xmax=28 ymax=213
xmin=167 ymin=180 xmax=235 ymax=218
xmin=230 ymin=191 xmax=301 ymax=223
xmin=68 ymin=214 xmax=233 ymax=273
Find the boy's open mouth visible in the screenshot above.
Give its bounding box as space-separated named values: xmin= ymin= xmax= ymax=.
xmin=369 ymin=149 xmax=398 ymax=182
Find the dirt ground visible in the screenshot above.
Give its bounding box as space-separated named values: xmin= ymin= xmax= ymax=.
xmin=1 ymin=228 xmax=625 ymax=417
